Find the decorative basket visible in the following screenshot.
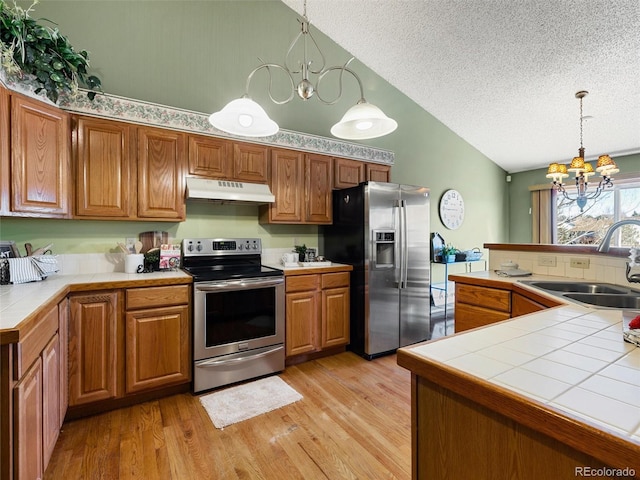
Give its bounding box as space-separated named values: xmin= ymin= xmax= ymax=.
xmin=464 ymin=248 xmax=483 ymax=261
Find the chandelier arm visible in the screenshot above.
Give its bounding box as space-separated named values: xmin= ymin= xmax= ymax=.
xmin=314 ymin=60 xmax=365 ymax=106
xmin=284 ymin=28 xmax=305 ymax=75
xmin=245 ymin=63 xmax=296 ymax=105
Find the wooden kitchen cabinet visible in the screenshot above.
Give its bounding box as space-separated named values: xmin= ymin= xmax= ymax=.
xmin=366 ymin=163 xmax=391 ymax=182
xmin=233 ymin=141 xmax=269 ymax=183
xmin=512 ymin=292 xmax=547 ymax=317
xmin=454 ymin=283 xmax=511 ymax=332
xmin=0 ymin=85 xmax=9 ymax=215
xmin=125 ymin=285 xmax=191 ymax=393
xmin=68 ymin=291 xmax=122 ymax=406
xmin=5 ymin=300 xmax=66 ymax=480
xmin=260 ymin=149 xmax=332 ymax=224
xmin=10 ymin=92 xmax=71 ymax=217
xmin=333 ymin=157 xmax=364 ymax=189
xmin=137 ymin=125 xmax=186 ymax=220
xmin=74 ymin=116 xmax=135 ymax=218
xmin=285 ymin=271 xmax=350 ymax=361
xmin=188 ymin=134 xmax=232 ymax=178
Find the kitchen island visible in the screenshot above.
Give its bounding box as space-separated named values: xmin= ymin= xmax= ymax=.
xmin=397 ymin=274 xmax=640 ymax=479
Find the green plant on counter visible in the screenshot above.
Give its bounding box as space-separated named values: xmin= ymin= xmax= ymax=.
xmin=294 ymin=244 xmax=307 ymax=261
xmin=0 ymin=0 xmax=102 ymax=103
xmin=440 ymin=243 xmax=458 ymax=262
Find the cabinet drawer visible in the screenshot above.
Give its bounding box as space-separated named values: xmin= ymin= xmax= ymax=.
xmin=286 ymin=274 xmax=319 ymax=293
xmin=13 ymin=303 xmax=58 ymax=380
xmin=322 ymin=272 xmax=350 ymax=289
xmin=456 ymin=284 xmax=511 ymax=312
xmin=126 ymin=285 xmax=190 ymax=310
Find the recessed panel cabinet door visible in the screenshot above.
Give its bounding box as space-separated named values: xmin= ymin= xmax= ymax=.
xmin=11 ymin=94 xmax=70 ymax=216
xmin=188 ymin=134 xmax=232 ymax=178
xmin=14 ymin=357 xmax=43 ymax=480
xmin=0 ymin=85 xmax=10 ymax=215
xmin=137 ymin=126 xmax=186 ymax=220
xmin=333 ymin=157 xmax=364 ymax=189
xmin=75 ymin=116 xmax=134 ymax=218
xmin=286 ymin=291 xmax=319 ymax=356
xmin=305 ymin=154 xmax=332 ymax=223
xmin=233 ymin=142 xmax=269 ymax=183
xmin=68 ymin=292 xmax=121 ymax=406
xmin=42 ymin=333 xmax=61 ymax=468
xmin=265 ymin=148 xmax=304 ymax=223
xmin=125 ymin=305 xmax=190 ymax=393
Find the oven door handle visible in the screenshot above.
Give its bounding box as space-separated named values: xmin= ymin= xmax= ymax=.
xmin=196 ymin=345 xmax=284 ymax=367
xmin=195 ymin=277 xmax=284 ymax=292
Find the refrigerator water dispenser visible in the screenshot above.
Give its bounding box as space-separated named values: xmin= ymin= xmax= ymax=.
xmin=374 ymin=230 xmax=395 ymax=268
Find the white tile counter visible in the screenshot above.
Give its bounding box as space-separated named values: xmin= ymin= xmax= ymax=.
xmin=0 ymin=270 xmax=191 ymax=340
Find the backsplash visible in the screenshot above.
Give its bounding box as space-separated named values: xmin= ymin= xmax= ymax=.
xmin=488 ymin=249 xmax=637 ymax=286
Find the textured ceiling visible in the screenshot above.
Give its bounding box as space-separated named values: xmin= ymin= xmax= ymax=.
xmin=281 ymin=0 xmax=640 ymax=173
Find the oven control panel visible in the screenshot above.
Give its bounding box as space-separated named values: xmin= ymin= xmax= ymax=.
xmin=182 ymin=238 xmax=262 ymax=256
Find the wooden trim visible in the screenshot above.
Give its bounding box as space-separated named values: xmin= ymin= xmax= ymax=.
xmin=483 ymin=243 xmax=630 ymax=257
xmin=397 ymin=349 xmax=640 ymax=472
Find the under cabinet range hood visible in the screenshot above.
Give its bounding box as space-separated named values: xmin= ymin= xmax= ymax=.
xmin=186 ymin=177 xmax=275 ymax=204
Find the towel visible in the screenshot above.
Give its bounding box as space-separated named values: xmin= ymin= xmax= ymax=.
xmin=31 ymin=255 xmax=59 ymax=277
xmin=7 ymin=258 xmax=43 ymax=284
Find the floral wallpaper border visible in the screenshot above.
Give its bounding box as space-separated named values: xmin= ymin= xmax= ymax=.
xmin=1 ymin=71 xmax=394 ymax=165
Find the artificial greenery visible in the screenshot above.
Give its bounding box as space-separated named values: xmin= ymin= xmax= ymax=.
xmin=0 ymin=0 xmax=101 ymax=103
xmin=440 ymin=243 xmax=457 ymax=257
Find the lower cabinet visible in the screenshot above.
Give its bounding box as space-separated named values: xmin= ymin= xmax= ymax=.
xmin=10 ymin=301 xmax=66 ymax=480
xmin=285 ymin=271 xmax=350 ymax=360
xmin=68 ymin=284 xmax=191 ymax=411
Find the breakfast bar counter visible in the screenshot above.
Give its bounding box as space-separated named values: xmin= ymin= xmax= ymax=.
xmin=397 ymin=284 xmax=640 ymax=479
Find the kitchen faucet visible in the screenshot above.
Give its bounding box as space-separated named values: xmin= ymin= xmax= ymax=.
xmin=597 ymin=219 xmax=640 ymax=253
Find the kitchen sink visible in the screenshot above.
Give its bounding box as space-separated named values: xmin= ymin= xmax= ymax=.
xmin=564 ymin=293 xmax=640 ymax=309
xmin=525 ymin=281 xmax=632 ymax=295
xmin=521 ymin=280 xmax=640 ymax=309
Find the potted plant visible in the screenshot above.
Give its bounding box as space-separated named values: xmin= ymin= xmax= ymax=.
xmin=441 ymin=244 xmax=457 ymax=263
xmin=294 ymin=244 xmax=307 ymax=262
xmin=0 ymin=0 xmax=101 ymax=103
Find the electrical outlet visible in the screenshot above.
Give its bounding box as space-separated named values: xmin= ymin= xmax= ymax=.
xmin=538 ymin=255 xmax=557 ymax=267
xmin=570 ymin=257 xmax=590 ymax=269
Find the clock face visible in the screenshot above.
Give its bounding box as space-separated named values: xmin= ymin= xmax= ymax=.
xmin=439 ymin=189 xmax=464 ymax=230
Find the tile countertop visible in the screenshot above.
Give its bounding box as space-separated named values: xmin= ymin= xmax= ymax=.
xmin=0 ymin=270 xmax=191 ymax=342
xmin=398 ymin=271 xmax=640 ymax=455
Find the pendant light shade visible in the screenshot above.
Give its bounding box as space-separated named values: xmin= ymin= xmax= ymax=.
xmin=330 ymin=101 xmax=398 ymax=140
xmin=209 ymin=97 xmax=279 ymax=137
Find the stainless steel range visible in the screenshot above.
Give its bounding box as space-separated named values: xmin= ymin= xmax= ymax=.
xmin=182 ymin=238 xmax=285 ymax=393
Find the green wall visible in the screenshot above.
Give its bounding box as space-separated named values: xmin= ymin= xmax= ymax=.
xmin=0 ymin=0 xmax=508 ymax=255
xmin=508 ymin=152 xmax=640 ymax=243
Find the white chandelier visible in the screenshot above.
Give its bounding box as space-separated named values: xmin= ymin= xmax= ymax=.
xmin=209 ymin=1 xmax=397 ymax=140
xmin=546 ymin=91 xmax=619 ymax=211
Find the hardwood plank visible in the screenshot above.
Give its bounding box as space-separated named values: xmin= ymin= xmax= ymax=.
xmin=45 ymin=352 xmax=411 ymax=480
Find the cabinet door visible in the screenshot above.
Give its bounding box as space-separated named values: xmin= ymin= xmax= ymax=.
xmin=305 ymin=153 xmax=332 ymax=223
xmin=14 ymin=357 xmax=43 ymax=480
xmin=75 ymin=116 xmax=134 ymax=218
xmin=321 ymin=286 xmax=350 ymax=348
xmin=233 ymin=142 xmax=269 ymax=183
xmin=58 ymin=298 xmax=69 ymax=426
xmin=333 ymin=157 xmax=364 ymax=189
xmin=42 ymin=333 xmax=60 ymax=468
xmin=512 ymin=292 xmax=546 ymax=318
xmin=0 ymin=86 xmax=9 ymax=215
xmin=125 ymin=305 xmax=190 ymax=393
xmin=264 ymin=148 xmax=304 ymax=223
xmin=286 ymin=291 xmax=319 ymax=356
xmin=11 ymin=94 xmax=70 ymax=216
xmin=137 ymin=126 xmax=186 ymax=220
xmin=366 ymin=163 xmax=390 ymax=182
xmin=454 ymin=303 xmax=511 ymax=333
xmin=68 ymin=292 xmax=121 ymax=406
xmin=188 ymin=134 xmax=232 ymax=178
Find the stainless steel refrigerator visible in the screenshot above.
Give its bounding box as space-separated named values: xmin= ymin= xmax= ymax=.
xmin=322 ymin=181 xmax=431 ymax=359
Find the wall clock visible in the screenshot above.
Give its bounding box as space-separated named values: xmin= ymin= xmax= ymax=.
xmin=439 ymin=189 xmax=464 ymax=230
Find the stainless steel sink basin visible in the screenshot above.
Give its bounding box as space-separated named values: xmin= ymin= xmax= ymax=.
xmin=564 ymin=293 xmax=640 ymax=309
xmin=526 ymin=281 xmax=632 ymax=295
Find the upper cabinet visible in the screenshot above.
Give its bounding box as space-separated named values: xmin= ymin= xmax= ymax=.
xmin=333 ymin=157 xmax=364 ymax=189
xmin=366 ymin=163 xmax=391 ymax=183
xmin=260 ymin=149 xmax=332 ymax=224
xmin=73 ymin=117 xmax=186 ymax=221
xmin=0 ymin=85 xmax=9 ymax=215
xmin=136 ymin=126 xmax=186 ymax=221
xmin=187 ymin=135 xmax=269 ymax=184
xmin=74 ymin=116 xmax=135 ymax=218
xmin=10 ymin=93 xmax=71 ymax=217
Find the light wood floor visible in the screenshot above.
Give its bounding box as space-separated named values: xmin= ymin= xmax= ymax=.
xmin=45 ymin=352 xmax=412 ymax=480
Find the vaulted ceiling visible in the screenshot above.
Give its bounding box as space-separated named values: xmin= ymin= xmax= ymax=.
xmin=282 ymin=0 xmax=640 ymax=173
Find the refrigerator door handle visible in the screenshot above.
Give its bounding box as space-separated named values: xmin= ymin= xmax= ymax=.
xmin=399 ymin=199 xmax=409 ymax=288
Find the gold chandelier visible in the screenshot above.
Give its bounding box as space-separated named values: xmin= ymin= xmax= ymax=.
xmin=546 ymin=91 xmax=619 ymax=211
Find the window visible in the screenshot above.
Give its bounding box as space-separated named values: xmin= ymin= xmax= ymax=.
xmin=556 ymin=181 xmax=640 ymax=246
